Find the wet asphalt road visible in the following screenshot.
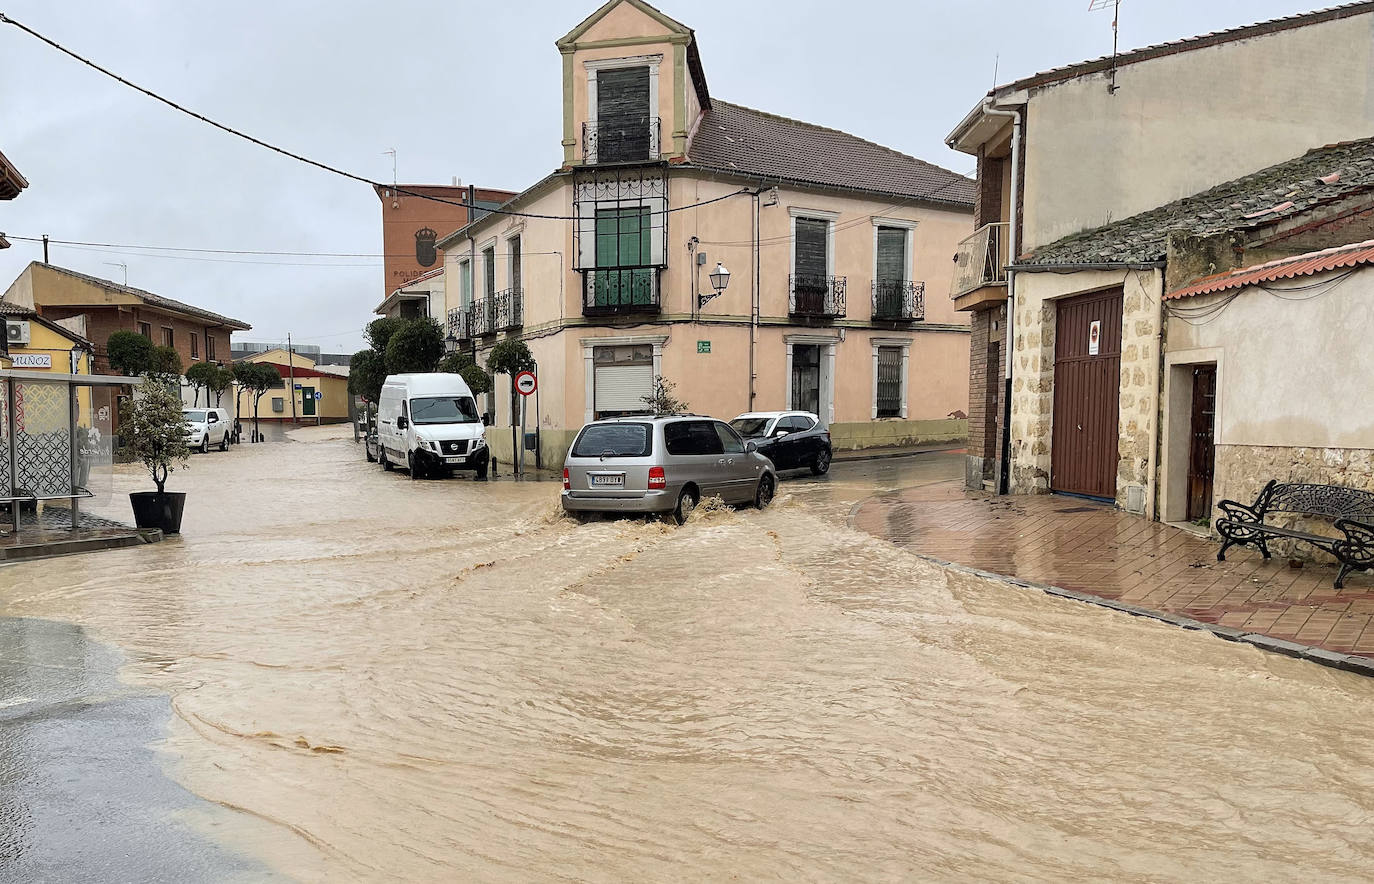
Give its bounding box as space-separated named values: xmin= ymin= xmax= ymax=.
xmin=0 ymin=618 xmax=276 ymax=883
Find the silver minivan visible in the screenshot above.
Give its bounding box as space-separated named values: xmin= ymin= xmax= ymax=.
xmin=562 ymin=416 xmax=777 ymax=523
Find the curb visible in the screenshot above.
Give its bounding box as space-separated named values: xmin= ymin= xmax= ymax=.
xmin=833 ymin=445 xmax=965 ymax=464
xmin=848 ymin=506 xmax=1374 ymax=679
xmin=0 ymin=528 xmax=162 ymax=564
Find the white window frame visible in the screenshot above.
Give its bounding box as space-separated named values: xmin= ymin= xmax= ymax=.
xmin=871 ymin=337 xmax=912 ymax=420
xmin=784 ymin=332 xmax=839 ymax=426
xmin=577 ymin=195 xmax=667 ymax=270
xmin=458 ymin=259 xmax=472 ymax=308
xmin=789 ymin=207 xmax=839 ymax=280
xmin=871 ymin=217 xmax=917 ymax=285
xmin=580 ymin=334 xmax=669 ymax=425
xmin=584 ymin=55 xmax=662 ymax=163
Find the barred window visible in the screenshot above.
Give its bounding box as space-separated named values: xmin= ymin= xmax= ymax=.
xmin=876 ymin=346 xmax=902 ymax=418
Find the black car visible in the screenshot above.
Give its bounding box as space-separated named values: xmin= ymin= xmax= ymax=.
xmin=729 ymin=411 xmax=832 ymax=475
xmin=363 ymin=421 xmax=381 ymax=463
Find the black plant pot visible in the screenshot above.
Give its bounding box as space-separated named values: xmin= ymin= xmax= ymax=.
xmin=129 ymin=491 xmax=187 ymax=535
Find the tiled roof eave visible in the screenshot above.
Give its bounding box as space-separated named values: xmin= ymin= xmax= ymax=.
xmin=682 ymin=163 xmax=974 ymax=209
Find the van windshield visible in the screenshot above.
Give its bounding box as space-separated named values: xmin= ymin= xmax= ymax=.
xmin=410 ymin=396 xmax=480 ymax=425
xmin=572 ymin=423 xmax=651 ymax=457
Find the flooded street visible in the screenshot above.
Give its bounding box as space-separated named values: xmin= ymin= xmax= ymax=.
xmin=4 ymin=426 xmax=1374 ymax=881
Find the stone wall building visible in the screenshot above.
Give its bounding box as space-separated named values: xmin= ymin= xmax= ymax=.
xmin=944 ymin=1 xmax=1374 ymax=496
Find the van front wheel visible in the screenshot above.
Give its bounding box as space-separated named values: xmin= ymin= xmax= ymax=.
xmin=380 ymin=448 xmax=393 ymax=471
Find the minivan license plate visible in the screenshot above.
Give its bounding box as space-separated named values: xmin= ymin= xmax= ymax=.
xmin=591 ymin=474 xmax=624 ymax=487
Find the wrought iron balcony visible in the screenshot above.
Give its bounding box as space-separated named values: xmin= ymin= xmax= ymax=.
xmin=582 ymin=115 xmax=661 ymax=164
xmin=582 ymin=267 xmax=661 ymax=316
xmin=872 ymin=280 xmax=925 ymax=322
xmin=447 ymin=306 xmax=471 ymax=343
xmin=951 ymin=221 xmax=1010 ymax=299
xmin=469 ymin=288 xmax=524 ymax=337
xmin=789 ymin=275 xmax=847 ymax=319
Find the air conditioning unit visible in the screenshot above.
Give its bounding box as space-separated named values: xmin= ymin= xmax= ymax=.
xmin=5 ymin=320 xmax=30 ymax=345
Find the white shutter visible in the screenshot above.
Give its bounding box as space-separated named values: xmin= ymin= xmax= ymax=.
xmin=594 ymin=363 xmax=653 ymax=412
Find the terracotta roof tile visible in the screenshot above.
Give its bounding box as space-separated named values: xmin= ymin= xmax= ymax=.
xmin=33 ymin=263 xmax=251 ymax=330
xmin=687 ymin=100 xmax=974 ymax=207
xmin=1166 ymin=239 xmax=1374 ymax=299
xmin=1022 ymin=136 xmax=1374 ymax=267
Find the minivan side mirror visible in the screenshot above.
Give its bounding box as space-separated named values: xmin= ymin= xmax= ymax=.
xmin=396 ymin=416 xmax=409 ymax=430
xmin=746 ymin=440 xmax=758 ymax=453
xmin=207 ymin=414 xmax=218 ymax=423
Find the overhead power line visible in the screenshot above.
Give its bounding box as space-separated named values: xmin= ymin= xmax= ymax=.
xmin=0 ymin=11 xmax=747 ymax=222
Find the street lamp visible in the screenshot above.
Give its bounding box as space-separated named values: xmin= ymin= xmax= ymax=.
xmin=444 ymin=331 xmax=459 ymax=354
xmin=698 ymin=262 xmax=731 ymax=309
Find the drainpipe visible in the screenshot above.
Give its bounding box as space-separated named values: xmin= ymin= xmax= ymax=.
xmin=980 ymin=100 xmax=1021 ymax=495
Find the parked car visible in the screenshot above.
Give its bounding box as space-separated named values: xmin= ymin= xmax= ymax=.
xmin=363 ymin=419 xmax=380 ymax=463
xmin=562 ymin=415 xmax=776 ymax=523
xmin=377 ymin=373 xmax=488 ymax=480
xmin=729 ymin=411 xmax=832 ymax=475
xmin=182 ymin=407 xmax=231 ymax=453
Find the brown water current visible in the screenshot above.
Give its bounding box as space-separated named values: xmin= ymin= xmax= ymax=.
xmin=3 ymin=426 xmax=1374 ymax=881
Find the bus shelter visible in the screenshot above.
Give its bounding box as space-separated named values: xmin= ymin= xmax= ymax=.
xmin=0 ymin=369 xmax=142 ymax=535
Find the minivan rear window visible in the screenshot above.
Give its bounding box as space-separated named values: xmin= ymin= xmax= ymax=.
xmin=572 ymin=423 xmax=651 ymax=457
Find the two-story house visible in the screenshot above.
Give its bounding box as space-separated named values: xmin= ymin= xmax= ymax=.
xmin=945 ymin=1 xmax=1374 ymax=516
xmin=437 ymin=0 xmax=975 ymax=467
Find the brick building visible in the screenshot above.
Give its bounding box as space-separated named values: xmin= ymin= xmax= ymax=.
xmin=0 ymin=262 xmax=250 ymax=374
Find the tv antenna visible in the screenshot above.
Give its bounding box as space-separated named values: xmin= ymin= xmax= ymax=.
xmin=1089 ymin=0 xmax=1122 ymax=94
xmin=382 ymin=148 xmax=398 ymax=207
xmin=103 ymin=261 xmax=127 ymax=285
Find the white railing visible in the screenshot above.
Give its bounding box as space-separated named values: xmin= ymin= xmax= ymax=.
xmin=951 ymin=222 xmax=1010 ymax=299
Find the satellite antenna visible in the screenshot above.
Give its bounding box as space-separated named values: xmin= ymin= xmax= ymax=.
xmin=1089 ymin=0 xmax=1122 ymax=94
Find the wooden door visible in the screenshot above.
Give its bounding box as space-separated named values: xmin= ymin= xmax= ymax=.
xmin=1051 ymin=289 xmax=1123 ymax=499
xmin=984 ymin=340 xmax=1000 ymax=463
xmin=1187 ymin=365 xmax=1217 ymax=521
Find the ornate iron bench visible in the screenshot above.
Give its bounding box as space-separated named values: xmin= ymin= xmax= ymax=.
xmin=1216 ymin=480 xmax=1374 ymax=588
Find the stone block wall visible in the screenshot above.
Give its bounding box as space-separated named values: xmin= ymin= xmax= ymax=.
xmin=1214 ymin=444 xmax=1374 ymax=560
xmin=1115 ymin=277 xmax=1162 ymax=510
xmin=1009 ymin=296 xmax=1055 ymax=493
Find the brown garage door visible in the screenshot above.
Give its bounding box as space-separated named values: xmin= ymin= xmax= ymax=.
xmin=1052 ymin=288 xmax=1123 ymax=499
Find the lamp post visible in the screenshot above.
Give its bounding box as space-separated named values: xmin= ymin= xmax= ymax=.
xmin=697 ymin=262 xmax=731 ymax=309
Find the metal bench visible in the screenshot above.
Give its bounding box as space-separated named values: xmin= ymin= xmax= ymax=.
xmin=1216 ymin=480 xmax=1374 ymax=588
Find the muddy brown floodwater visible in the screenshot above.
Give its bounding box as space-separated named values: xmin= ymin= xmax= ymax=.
xmin=4 ymin=426 xmax=1374 ymax=881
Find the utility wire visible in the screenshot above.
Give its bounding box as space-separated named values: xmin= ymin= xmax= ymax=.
xmin=0 ymin=11 xmax=748 ymax=222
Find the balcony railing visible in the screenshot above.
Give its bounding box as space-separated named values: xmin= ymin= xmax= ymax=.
xmin=872 ymin=280 xmax=925 ymax=322
xmin=447 ymin=306 xmax=471 ymax=343
xmin=469 ymin=288 xmax=524 ymax=337
xmin=951 ymin=221 xmax=1010 ymax=299
xmin=789 ymin=275 xmax=847 ymax=319
xmin=583 ymin=267 xmax=661 ymax=316
xmin=582 ymin=115 xmax=661 ymax=164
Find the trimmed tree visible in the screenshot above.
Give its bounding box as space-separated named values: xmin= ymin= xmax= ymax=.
xmin=107 ymin=330 xmax=155 ymax=376
xmin=487 ymin=339 xmax=535 ymax=466
xmin=120 ymin=380 xmax=190 ymax=495
xmin=208 ymin=364 xmax=235 ymax=407
xmin=438 ymin=351 xmax=492 ymax=398
xmin=235 ymin=362 xmax=282 ymax=442
xmin=384 ymin=317 xmax=445 ymax=375
xmin=642 ymin=376 xmax=689 ymax=416
xmin=364 ymin=317 xmax=406 ymax=354
xmin=150 ymin=345 xmax=183 ymax=386
xmin=185 ymin=361 xmax=218 ymax=407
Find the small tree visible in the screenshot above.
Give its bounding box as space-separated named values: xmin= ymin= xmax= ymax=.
xmin=384 ymin=317 xmax=445 ymax=375
xmin=120 ymin=381 xmax=190 ymax=494
xmin=487 ymin=339 xmax=535 ymax=461
xmin=208 ymin=364 xmax=235 ymax=407
xmin=348 ymin=348 xmax=387 ymax=404
xmin=185 ymin=361 xmax=218 ymax=407
xmin=235 ymin=362 xmax=282 ymax=442
xmin=364 ymin=317 xmax=405 ymax=354
xmin=438 ymin=351 xmax=492 ymax=397
xmin=149 ymin=345 xmax=183 ymax=387
xmin=107 ymin=330 xmax=154 ymax=376
xmin=642 ymin=376 xmax=688 ymax=415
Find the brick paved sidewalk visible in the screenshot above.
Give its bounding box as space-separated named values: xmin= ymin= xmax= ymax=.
xmin=851 ymin=481 xmax=1374 ymax=663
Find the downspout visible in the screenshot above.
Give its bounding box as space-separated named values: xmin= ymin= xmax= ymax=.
xmin=980 ymin=100 xmax=1021 ymax=495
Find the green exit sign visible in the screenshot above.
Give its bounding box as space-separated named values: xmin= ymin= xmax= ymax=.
xmin=697 ymin=340 xmax=711 ymax=354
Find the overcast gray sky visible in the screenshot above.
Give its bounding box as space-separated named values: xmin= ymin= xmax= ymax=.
xmin=0 ymin=1 xmax=1338 ymax=353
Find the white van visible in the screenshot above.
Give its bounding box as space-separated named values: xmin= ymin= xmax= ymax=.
xmin=377 ymin=373 xmax=488 ymax=480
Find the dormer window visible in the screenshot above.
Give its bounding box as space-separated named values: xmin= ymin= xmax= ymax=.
xmin=585 ymin=56 xmax=661 ymax=163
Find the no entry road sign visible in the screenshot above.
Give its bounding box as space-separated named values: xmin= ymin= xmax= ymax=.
xmin=515 ymin=371 xmax=537 ymax=396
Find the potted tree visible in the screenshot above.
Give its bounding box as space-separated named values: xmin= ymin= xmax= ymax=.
xmin=121 ymin=379 xmax=192 ymax=534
